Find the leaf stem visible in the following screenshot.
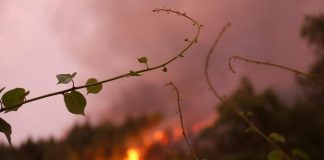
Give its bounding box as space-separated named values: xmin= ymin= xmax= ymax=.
xmin=71 ymin=79 xmax=75 ymax=89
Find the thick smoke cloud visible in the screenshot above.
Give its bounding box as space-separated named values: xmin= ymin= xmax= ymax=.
xmin=50 ymin=0 xmax=324 ymax=127
xmin=1 ymin=0 xmax=324 ymax=145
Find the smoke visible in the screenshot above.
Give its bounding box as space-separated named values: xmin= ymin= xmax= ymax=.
xmin=1 ymin=0 xmax=323 ymax=145
xmin=48 ymin=0 xmax=324 ymax=127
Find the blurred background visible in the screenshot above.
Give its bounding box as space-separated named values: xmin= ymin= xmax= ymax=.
xmin=0 ymin=0 xmax=324 ymax=159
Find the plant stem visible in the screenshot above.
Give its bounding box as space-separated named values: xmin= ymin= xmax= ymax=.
xmin=229 ymin=55 xmax=324 ymax=87
xmin=0 ymin=8 xmax=201 ymax=113
xmin=166 ymin=82 xmax=199 ymax=160
xmin=204 ymin=23 xmax=292 ymax=160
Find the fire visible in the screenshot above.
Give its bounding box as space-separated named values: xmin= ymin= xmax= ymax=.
xmin=153 ymin=130 xmax=165 ymax=141
xmin=153 ymin=130 xmax=169 ymax=144
xmin=124 ymin=148 xmax=140 ymax=160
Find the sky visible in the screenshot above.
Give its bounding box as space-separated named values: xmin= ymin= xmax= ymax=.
xmin=1 ymin=0 xmax=324 ymax=146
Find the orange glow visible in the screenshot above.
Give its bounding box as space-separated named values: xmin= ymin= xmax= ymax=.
xmin=152 ymin=130 xmax=169 ymax=144
xmin=153 ymin=130 xmax=165 ymax=141
xmin=192 ymin=118 xmax=214 ymax=134
xmin=124 ymin=148 xmax=140 ymax=160
xmin=173 ymin=127 xmax=183 ymax=141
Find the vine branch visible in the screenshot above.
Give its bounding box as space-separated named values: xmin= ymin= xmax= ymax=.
xmin=229 ymin=55 xmax=324 ymax=87
xmin=204 ymin=23 xmax=292 ymax=160
xmin=166 ymin=82 xmax=199 ymax=160
xmin=0 ymin=8 xmax=201 ymax=113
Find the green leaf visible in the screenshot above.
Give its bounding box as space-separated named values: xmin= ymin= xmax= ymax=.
xmin=268 ymin=150 xmax=283 ymax=160
xmin=86 ymin=78 xmax=102 ymax=94
xmin=0 ymin=87 xmax=5 ymax=94
xmin=64 ymin=91 xmax=86 ymax=115
xmin=0 ymin=117 xmax=11 ymax=146
xmin=56 ymin=72 xmax=77 ymax=84
xmin=71 ymin=72 xmax=77 ymax=78
xmin=1 ymin=88 xmax=29 ymax=112
xmin=137 ymin=56 xmax=148 ymax=64
xmin=269 ymin=132 xmax=285 ymax=143
xmin=129 ymin=70 xmax=141 ymax=76
xmin=292 ymin=149 xmax=310 ymax=160
xmin=162 ymin=67 xmax=168 ymax=72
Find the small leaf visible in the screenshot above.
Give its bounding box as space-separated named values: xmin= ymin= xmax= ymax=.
xmin=269 ymin=132 xmax=285 ymax=143
xmin=268 ymin=150 xmax=283 ymax=160
xmin=162 ymin=67 xmax=168 ymax=72
xmin=56 ymin=72 xmax=77 ymax=84
xmin=129 ymin=70 xmax=141 ymax=76
xmin=137 ymin=56 xmax=148 ymax=64
xmin=0 ymin=87 xmax=5 ymax=94
xmin=86 ymin=78 xmax=102 ymax=94
xmin=24 ymin=90 xmax=29 ymax=96
xmin=71 ymin=72 xmax=77 ymax=78
xmin=1 ymin=88 xmax=28 ymax=112
xmin=0 ymin=117 xmax=11 ymax=146
xmin=64 ymin=91 xmax=86 ymax=115
xmin=292 ymin=149 xmax=310 ymax=160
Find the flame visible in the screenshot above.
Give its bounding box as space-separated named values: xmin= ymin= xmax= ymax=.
xmin=153 ymin=130 xmax=169 ymax=144
xmin=124 ymin=148 xmax=140 ymax=160
xmin=153 ymin=130 xmax=165 ymax=141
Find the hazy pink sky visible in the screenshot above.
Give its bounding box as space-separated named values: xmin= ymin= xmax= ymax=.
xmin=1 ymin=0 xmax=324 ymax=146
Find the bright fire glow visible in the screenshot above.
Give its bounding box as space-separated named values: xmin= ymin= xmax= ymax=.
xmin=153 ymin=130 xmax=168 ymax=144
xmin=124 ymin=148 xmax=140 ymax=160
xmin=153 ymin=130 xmax=165 ymax=141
